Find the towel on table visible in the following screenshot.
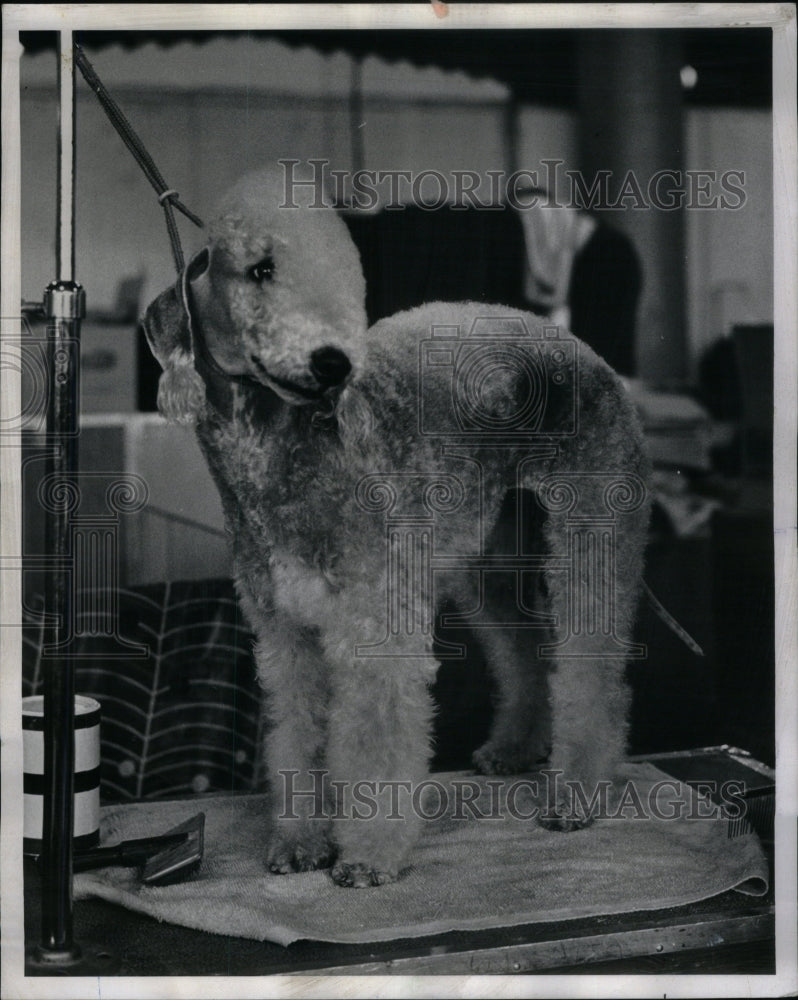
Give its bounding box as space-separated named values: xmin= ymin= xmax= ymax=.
xmin=74 ymin=763 xmax=768 ymax=947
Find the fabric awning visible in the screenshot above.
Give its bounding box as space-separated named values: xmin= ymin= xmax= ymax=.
xmin=19 ymin=27 xmax=771 ymax=108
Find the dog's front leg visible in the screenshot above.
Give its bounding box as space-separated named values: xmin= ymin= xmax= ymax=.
xmin=322 ymin=640 xmax=436 ymax=888
xmin=250 ymin=615 xmax=334 ymax=873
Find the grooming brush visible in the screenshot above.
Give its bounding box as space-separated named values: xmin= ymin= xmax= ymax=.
xmin=60 ymin=812 xmax=205 ymax=885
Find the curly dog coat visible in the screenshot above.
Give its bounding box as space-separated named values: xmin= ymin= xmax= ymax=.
xmin=142 ymin=171 xmax=651 ymax=888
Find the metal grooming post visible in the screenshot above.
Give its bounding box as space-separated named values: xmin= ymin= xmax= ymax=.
xmin=35 ymin=28 xmax=85 ymax=964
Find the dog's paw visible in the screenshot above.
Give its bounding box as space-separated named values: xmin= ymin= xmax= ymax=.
xmin=472 ymin=740 xmax=545 ymax=776
xmin=330 ymin=861 xmax=398 ymax=889
xmin=536 ymin=790 xmax=597 ymax=832
xmin=536 ymin=812 xmax=595 ymax=833
xmin=267 ymin=830 xmax=333 ymax=874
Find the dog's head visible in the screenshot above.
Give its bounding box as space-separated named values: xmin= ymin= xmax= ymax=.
xmin=142 ymin=170 xmax=368 ymax=421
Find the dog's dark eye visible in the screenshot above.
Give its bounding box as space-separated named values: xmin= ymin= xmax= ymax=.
xmin=247 ymin=255 xmax=275 ymax=283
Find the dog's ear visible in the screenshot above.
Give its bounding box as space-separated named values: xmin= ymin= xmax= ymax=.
xmin=141 ymin=254 xmax=208 ymax=425
xmin=331 ymin=384 xmax=376 ymax=457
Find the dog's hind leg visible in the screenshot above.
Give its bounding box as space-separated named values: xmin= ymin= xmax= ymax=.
xmin=534 ymin=485 xmax=647 ymax=830
xmin=467 ymin=589 xmax=552 ymax=776
xmin=463 ymin=497 xmax=553 ymax=776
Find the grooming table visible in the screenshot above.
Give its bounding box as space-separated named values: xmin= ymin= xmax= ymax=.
xmin=24 ymin=748 xmax=775 ymax=977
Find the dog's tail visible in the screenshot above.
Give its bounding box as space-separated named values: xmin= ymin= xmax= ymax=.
xmin=643 ymin=582 xmax=705 ymax=657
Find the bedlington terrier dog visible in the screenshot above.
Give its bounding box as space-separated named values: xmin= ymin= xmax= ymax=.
xmin=142 ymin=171 xmax=651 ymax=888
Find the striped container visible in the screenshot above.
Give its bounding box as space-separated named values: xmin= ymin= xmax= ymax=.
xmin=23 ymin=694 xmax=101 ymax=855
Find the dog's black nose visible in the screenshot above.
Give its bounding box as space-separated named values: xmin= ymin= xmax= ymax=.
xmin=310 ymin=346 xmax=352 ymax=387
